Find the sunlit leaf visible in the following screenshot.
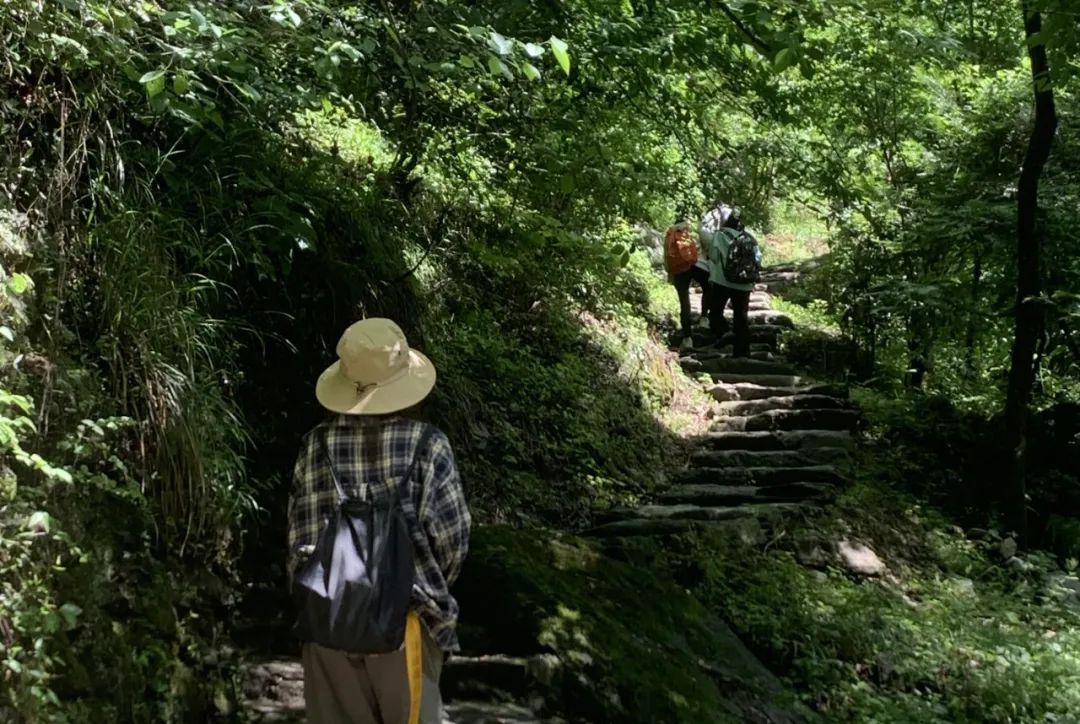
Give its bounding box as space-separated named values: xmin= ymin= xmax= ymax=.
xmin=189 ymin=7 xmax=208 ymax=32
xmin=487 ymin=55 xmax=513 ymax=80
xmin=140 ymin=69 xmax=166 ymax=96
xmin=28 ymin=511 xmax=51 ymax=533
xmin=8 ymin=273 xmax=29 ymax=295
xmin=773 ymin=47 xmax=797 ymax=73
xmin=551 ymin=36 xmax=571 ymax=76
xmin=488 ymin=31 xmax=512 ymax=57
xmin=139 ymin=69 xmax=164 ymax=84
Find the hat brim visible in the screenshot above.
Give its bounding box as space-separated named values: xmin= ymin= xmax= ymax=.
xmin=315 ymin=349 xmax=436 ymax=415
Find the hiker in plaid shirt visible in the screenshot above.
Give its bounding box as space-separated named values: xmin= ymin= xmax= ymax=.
xmin=287 ymin=318 xmax=471 ymax=724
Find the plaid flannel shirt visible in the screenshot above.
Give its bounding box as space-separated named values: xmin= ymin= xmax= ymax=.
xmin=286 ymin=415 xmax=471 ymax=651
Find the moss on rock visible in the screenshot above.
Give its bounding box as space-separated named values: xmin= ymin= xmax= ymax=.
xmin=453 ymin=526 xmax=802 ymax=723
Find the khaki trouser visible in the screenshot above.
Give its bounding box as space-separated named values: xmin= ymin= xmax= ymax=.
xmin=302 ymin=626 xmax=444 ymax=724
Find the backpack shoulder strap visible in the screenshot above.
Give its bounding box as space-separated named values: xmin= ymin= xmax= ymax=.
xmin=401 ymin=425 xmax=438 ymax=502
xmin=317 ymin=429 xmax=349 ymax=504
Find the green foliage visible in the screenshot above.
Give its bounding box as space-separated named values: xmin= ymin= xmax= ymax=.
xmin=700 ymin=529 xmax=1080 ymax=722
xmin=691 ymin=472 xmax=1080 ymax=723
xmin=2 ymin=0 xmax=1080 ymax=719
xmin=428 ymin=249 xmax=696 ymax=526
xmin=454 ymin=526 xmax=790 ymax=723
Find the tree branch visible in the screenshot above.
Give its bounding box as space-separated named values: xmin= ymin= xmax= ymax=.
xmin=715 ymin=1 xmax=773 ymax=55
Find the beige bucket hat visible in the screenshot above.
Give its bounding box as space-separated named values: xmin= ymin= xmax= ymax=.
xmin=315 ymin=318 xmax=437 ymax=415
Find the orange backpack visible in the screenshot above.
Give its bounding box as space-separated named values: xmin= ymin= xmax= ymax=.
xmin=664 ymin=223 xmax=698 ymax=275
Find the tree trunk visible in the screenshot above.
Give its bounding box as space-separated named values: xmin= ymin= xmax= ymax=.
xmin=1003 ymin=2 xmax=1057 ymax=546
xmin=964 ymin=249 xmax=983 ymax=376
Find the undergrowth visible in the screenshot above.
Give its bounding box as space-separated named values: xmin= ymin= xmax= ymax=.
xmin=684 ymin=389 xmax=1080 ymax=723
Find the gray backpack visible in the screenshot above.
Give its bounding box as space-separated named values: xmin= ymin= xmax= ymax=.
xmin=292 ymin=427 xmax=433 ymax=653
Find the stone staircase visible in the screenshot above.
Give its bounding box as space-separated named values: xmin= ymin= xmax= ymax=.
xmin=588 ymin=274 xmax=857 ymax=540
xmin=239 ymin=265 xmax=848 ymax=723
xmin=242 ymin=654 xmax=548 ymax=723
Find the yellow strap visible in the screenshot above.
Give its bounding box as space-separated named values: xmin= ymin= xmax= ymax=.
xmin=406 ymin=611 xmax=423 ymax=724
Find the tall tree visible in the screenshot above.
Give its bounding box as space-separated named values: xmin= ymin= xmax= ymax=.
xmin=1003 ymin=1 xmax=1057 ymax=545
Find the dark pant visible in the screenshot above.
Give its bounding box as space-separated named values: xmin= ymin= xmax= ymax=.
xmin=710 ymin=284 xmax=751 ymax=357
xmin=672 ymin=265 xmax=712 ymax=336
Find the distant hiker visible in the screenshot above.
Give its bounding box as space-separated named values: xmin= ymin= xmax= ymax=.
xmin=288 ymin=318 xmax=471 ymax=724
xmin=699 ymin=201 xmax=734 ymax=239
xmin=704 ymin=208 xmax=762 ymax=358
xmin=665 ymin=211 xmax=712 ymax=351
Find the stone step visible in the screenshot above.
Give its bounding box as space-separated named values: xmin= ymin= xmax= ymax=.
xmin=725 ymin=324 xmax=791 ymax=340
xmin=661 ymin=482 xmax=834 ymax=506
xmin=724 ymin=310 xmax=795 ymax=328
xmin=677 ymin=465 xmax=844 ymax=487
xmin=700 ymin=430 xmax=854 ymax=451
xmin=691 ymin=325 xmax=789 ymax=347
xmin=446 ymin=701 xmax=546 ymax=723
xmin=759 ymin=271 xmax=800 ymax=284
xmin=242 ymin=658 xmax=304 ymax=722
xmin=587 ymin=503 xmax=818 ymax=537
xmin=689 ymin=447 xmax=850 ymax=468
xmin=713 ymin=408 xmax=862 ymax=433
xmin=692 ymin=291 xmax=772 ymax=304
xmin=594 ymin=503 xmax=759 ymax=525
xmin=704 ymin=342 xmax=775 ymax=356
xmin=692 ymin=349 xmax=777 ymax=363
xmin=683 ymin=357 xmax=797 ymax=376
xmin=718 ymin=394 xmax=853 ymax=417
xmin=241 ymin=656 xmax=550 ymax=723
xmin=766 ymin=262 xmax=803 ymax=274
xmin=443 ymin=655 xmax=542 ymax=701
xmin=709 ymin=372 xmax=805 ymax=387
xmin=748 ymin=301 xmax=771 ymax=311
xmin=708 ymin=382 xmax=848 ymax=403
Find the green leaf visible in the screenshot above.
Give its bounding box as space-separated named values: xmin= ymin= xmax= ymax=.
xmin=773 ymin=47 xmax=797 ymax=73
xmin=487 ymin=55 xmax=513 ymax=80
xmin=59 ymin=603 xmax=82 ymax=628
xmin=172 ymin=74 xmax=189 ymax=95
xmin=0 ymin=326 xmax=13 ymax=343
xmin=522 ymin=62 xmax=541 ymax=81
xmin=141 ymin=69 xmax=167 ymax=97
xmin=28 ymin=511 xmax=51 ymax=533
xmin=550 ymin=36 xmax=571 ymax=76
xmin=524 ymin=42 xmax=545 ymax=59
xmin=189 ymin=7 xmax=208 ymax=32
xmin=8 ymin=272 xmax=29 ymax=295
xmin=459 ymin=54 xmax=476 ymax=69
xmin=488 ymin=31 xmax=512 ymax=56
xmin=238 ymin=84 xmax=262 ymax=101
xmin=287 ymin=7 xmax=302 ymax=27
xmin=139 ymin=69 xmax=165 ymax=84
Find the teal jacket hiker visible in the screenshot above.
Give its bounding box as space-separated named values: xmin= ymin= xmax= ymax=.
xmin=706 ymin=227 xmax=756 ymax=292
